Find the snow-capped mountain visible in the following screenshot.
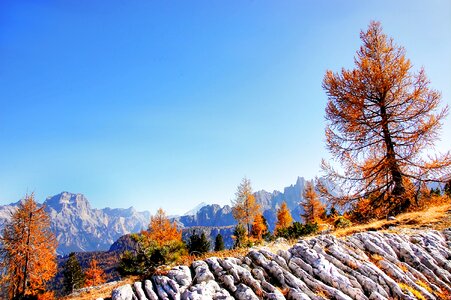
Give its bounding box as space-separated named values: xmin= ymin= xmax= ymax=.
xmin=0 ymin=192 xmax=150 ymax=255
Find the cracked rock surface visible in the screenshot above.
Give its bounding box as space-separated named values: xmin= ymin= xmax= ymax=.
xmin=112 ymin=229 xmax=451 ymax=300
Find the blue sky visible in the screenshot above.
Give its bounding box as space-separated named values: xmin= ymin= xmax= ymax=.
xmin=1 ymin=1 xmax=450 ymax=215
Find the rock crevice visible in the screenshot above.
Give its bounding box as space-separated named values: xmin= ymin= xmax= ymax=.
xmin=112 ymin=229 xmax=451 ymax=300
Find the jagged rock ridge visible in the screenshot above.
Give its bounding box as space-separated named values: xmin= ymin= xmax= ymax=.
xmin=0 ymin=192 xmax=151 ymax=254
xmin=112 ymin=229 xmax=451 ymax=300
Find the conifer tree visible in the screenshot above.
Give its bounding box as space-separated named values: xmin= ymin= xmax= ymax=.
xmin=187 ymin=231 xmax=211 ymax=255
xmin=322 ymin=21 xmax=451 ymax=215
xmin=275 ymin=201 xmax=293 ymax=234
xmin=301 ymin=182 xmax=326 ymax=224
xmin=231 ymin=178 xmax=261 ymax=236
xmin=251 ymin=213 xmax=268 ymax=241
xmin=445 ymin=180 xmax=451 ymax=198
xmin=214 ymin=233 xmax=225 ymax=251
xmin=84 ymin=258 xmax=106 ymax=287
xmin=0 ymin=194 xmax=57 ymax=299
xmin=232 ymin=224 xmax=247 ymax=249
xmin=63 ymin=253 xmax=85 ymax=294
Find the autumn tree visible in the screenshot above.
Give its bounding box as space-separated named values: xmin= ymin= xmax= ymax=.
xmin=146 ymin=208 xmax=182 ymax=246
xmin=321 ymin=21 xmax=451 ymax=215
xmin=119 ymin=208 xmax=186 ymax=277
xmin=0 ymin=194 xmax=57 ymax=299
xmin=63 ymin=253 xmax=85 ymax=294
xmin=232 ymin=177 xmax=261 ymax=237
xmin=250 ymin=213 xmax=267 ymax=241
xmin=301 ymin=182 xmax=326 ymax=224
xmin=214 ymin=234 xmax=225 ymax=251
xmin=275 ymin=201 xmax=293 ymax=234
xmin=84 ymin=258 xmax=106 ymax=287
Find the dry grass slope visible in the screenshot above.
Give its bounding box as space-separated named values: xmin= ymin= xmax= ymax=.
xmin=62 ymin=202 xmax=451 ymax=300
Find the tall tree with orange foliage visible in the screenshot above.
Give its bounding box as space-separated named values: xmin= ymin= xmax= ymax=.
xmin=275 ymin=201 xmax=293 ymax=234
xmin=146 ymin=208 xmax=182 ymax=246
xmin=0 ymin=194 xmax=57 ymax=299
xmin=301 ymin=182 xmax=325 ymax=224
xmin=232 ymin=177 xmax=261 ymax=237
xmin=84 ymin=258 xmax=106 ymax=287
xmin=321 ymin=21 xmax=451 ymax=215
xmin=250 ymin=214 xmax=267 ymax=241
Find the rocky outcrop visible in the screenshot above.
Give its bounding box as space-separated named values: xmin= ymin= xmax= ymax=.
xmin=112 ymin=229 xmax=451 ymax=300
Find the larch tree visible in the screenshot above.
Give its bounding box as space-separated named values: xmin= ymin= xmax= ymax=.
xmin=84 ymin=258 xmax=106 ymax=287
xmin=231 ymin=177 xmax=261 ymax=237
xmin=0 ymin=194 xmax=57 ymax=299
xmin=301 ymin=182 xmax=326 ymax=224
xmin=275 ymin=201 xmax=293 ymax=234
xmin=250 ymin=213 xmax=267 ymax=241
xmin=321 ymin=21 xmax=451 ymax=215
xmin=146 ymin=208 xmax=182 ymax=246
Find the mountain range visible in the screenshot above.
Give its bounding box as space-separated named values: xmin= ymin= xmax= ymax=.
xmin=0 ymin=192 xmax=150 ymax=255
xmin=0 ymin=177 xmax=327 ymax=253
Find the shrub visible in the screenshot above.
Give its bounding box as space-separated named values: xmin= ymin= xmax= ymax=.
xmin=334 ymin=216 xmax=351 ymax=229
xmin=118 ymin=235 xmax=187 ymax=277
xmin=275 ymin=222 xmax=318 ymax=239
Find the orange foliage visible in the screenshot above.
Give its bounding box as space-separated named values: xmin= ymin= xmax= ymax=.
xmin=321 ymin=21 xmax=451 ymax=215
xmin=275 ymin=201 xmax=293 ymax=234
xmin=0 ymin=194 xmax=57 ymax=299
xmin=146 ymin=208 xmax=182 ymax=246
xmin=84 ymin=259 xmax=106 ymax=287
xmin=37 ymin=291 xmax=55 ymax=300
xmin=231 ymin=177 xmax=261 ymax=236
xmin=301 ymin=182 xmax=325 ymax=224
xmin=251 ymin=214 xmax=267 ymax=241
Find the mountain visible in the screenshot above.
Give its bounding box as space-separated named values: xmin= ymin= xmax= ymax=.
xmin=183 ymin=202 xmax=208 ymax=216
xmin=0 ymin=177 xmax=334 ymax=254
xmin=0 ymin=192 xmax=150 ymax=255
xmin=175 ymin=177 xmax=333 ymax=232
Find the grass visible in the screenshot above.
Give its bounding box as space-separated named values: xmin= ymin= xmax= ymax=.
xmin=398 ymin=282 xmax=426 ymax=300
xmin=60 ymin=277 xmax=139 ymax=300
xmin=333 ymin=203 xmax=451 ymax=237
xmin=62 ymin=202 xmax=451 ymax=300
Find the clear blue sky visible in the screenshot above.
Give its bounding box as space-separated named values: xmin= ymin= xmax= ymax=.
xmin=1 ymin=1 xmax=450 ymax=215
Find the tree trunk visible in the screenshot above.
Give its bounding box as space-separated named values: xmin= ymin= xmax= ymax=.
xmin=379 ymin=100 xmax=408 ymax=214
xmin=22 ymin=211 xmax=33 ymax=297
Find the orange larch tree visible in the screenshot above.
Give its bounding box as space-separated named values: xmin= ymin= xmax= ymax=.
xmin=250 ymin=214 xmax=267 ymax=241
xmin=321 ymin=21 xmax=451 ymax=215
xmin=0 ymin=194 xmax=57 ymax=299
xmin=84 ymin=258 xmax=106 ymax=287
xmin=275 ymin=201 xmax=293 ymax=234
xmin=231 ymin=177 xmax=261 ymax=237
xmin=146 ymin=208 xmax=182 ymax=246
xmin=301 ymin=182 xmax=326 ymax=224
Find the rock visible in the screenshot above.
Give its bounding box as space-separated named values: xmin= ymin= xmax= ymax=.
xmin=144 ymin=280 xmax=159 ymax=300
xmin=134 ymin=282 xmax=148 ymax=300
xmin=112 ymin=229 xmax=451 ymax=300
xmin=112 ymin=284 xmax=137 ymax=300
